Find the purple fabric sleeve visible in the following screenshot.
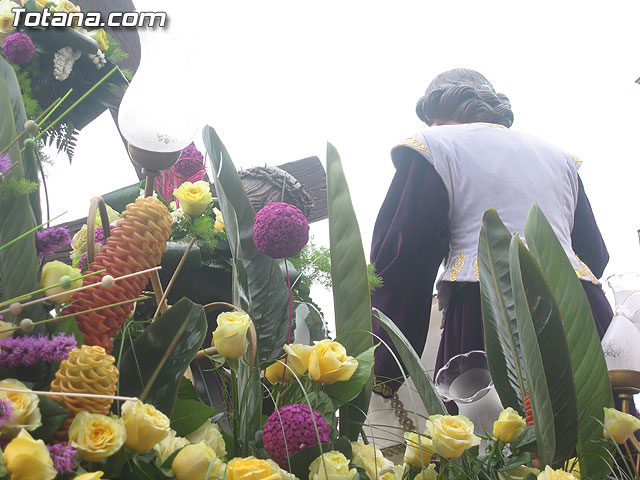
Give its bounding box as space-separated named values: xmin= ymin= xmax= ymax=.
xmin=571 ymin=175 xmax=609 ymax=278
xmin=370 ymin=148 xmax=450 ymax=397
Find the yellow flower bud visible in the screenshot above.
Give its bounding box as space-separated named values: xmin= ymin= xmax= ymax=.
xmin=403 ymin=431 xmax=434 ymax=469
xmin=350 ymin=441 xmax=394 ymax=479
xmin=212 ymin=311 xmax=252 ymax=359
xmin=493 ymin=407 xmax=527 ymax=443
xmin=309 ymin=451 xmax=357 ymax=480
xmin=213 ymin=207 xmax=225 ymax=232
xmin=308 ymin=340 xmax=358 ymax=384
xmin=265 ymin=344 xmax=313 ymax=384
xmin=40 ymin=260 xmax=82 ymax=304
xmin=603 ymin=407 xmax=640 ymax=444
xmin=171 ymin=441 xmax=224 ymax=480
xmin=74 ymin=472 xmax=109 ymax=480
xmin=89 ymin=28 xmax=109 ymax=51
xmin=121 ymin=399 xmax=170 ymax=453
xmin=4 ymin=429 xmax=57 ymax=480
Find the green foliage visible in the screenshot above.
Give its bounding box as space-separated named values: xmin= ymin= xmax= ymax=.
xmin=118 ymin=298 xmax=207 ymax=416
xmin=32 ymin=396 xmax=70 ymax=442
xmin=325 ymin=345 xmax=377 ymax=406
xmin=326 ymin=142 xmax=373 ymax=440
xmin=367 ymin=263 xmax=383 ymax=293
xmin=170 ymin=399 xmax=216 ymax=436
xmin=0 ymin=178 xmax=37 ymax=197
xmin=191 ymin=215 xmax=218 ymax=257
xmin=290 ymin=239 xmax=332 ymax=290
xmin=104 ymin=33 xmax=129 ymax=64
xmin=14 ymin=70 xmax=42 ymax=119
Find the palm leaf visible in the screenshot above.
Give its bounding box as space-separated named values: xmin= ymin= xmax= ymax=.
xmin=202 ymin=125 xmax=290 ymax=364
xmin=524 ymin=205 xmax=613 ymax=477
xmin=509 ymin=235 xmax=578 ymax=467
xmin=326 ymin=143 xmax=373 ymax=440
xmin=478 ymin=209 xmax=526 ymax=415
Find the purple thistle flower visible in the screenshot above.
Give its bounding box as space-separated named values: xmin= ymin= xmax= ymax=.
xmin=263 ymin=404 xmax=330 ymax=469
xmin=47 ymin=443 xmax=77 ymax=474
xmin=0 ymin=153 xmax=10 ymax=175
xmin=0 ymin=399 xmax=14 ymax=428
xmin=2 ymin=32 xmax=35 ymax=65
xmin=0 ymin=334 xmax=76 ymax=368
xmin=36 ymin=226 xmax=71 ymax=260
xmin=253 ymin=202 xmax=309 ymax=259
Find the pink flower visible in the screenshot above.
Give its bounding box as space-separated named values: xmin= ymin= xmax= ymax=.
xmin=253 ymin=202 xmax=309 ymax=259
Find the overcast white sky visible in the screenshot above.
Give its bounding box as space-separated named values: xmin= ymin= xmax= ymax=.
xmin=44 ymin=1 xmax=640 ymax=310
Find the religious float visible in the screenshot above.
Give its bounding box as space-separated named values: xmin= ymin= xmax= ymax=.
xmin=0 ymin=2 xmax=639 ymax=479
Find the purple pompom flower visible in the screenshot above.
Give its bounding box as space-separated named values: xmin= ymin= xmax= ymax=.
xmin=253 ymin=202 xmax=309 ymax=259
xmin=36 ymin=226 xmax=71 ymax=260
xmin=174 ymin=143 xmax=205 ymax=177
xmin=47 ymin=443 xmax=77 ymax=474
xmin=0 ymin=398 xmax=14 ymax=428
xmin=2 ymin=32 xmax=35 ymax=65
xmin=0 ymin=153 xmax=10 ymax=175
xmin=263 ymin=404 xmax=330 ymax=469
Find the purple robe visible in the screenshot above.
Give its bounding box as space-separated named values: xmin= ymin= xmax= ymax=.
xmin=370 ymin=149 xmax=612 ymax=398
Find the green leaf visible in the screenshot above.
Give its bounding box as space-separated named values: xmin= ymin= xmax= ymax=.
xmin=203 ymin=125 xmax=290 ymax=364
xmin=509 ymin=425 xmax=537 ymax=452
xmin=177 ymin=377 xmax=200 ymax=401
xmin=524 ymin=204 xmax=613 ymax=478
xmin=170 ymin=398 xmax=216 ymax=436
xmin=162 ymin=241 xmax=203 ymax=272
xmin=48 ymin=316 xmax=84 ymax=347
xmin=509 ymin=236 xmax=578 ymax=467
xmin=304 ymin=390 xmax=336 ymax=426
xmin=326 ymin=143 xmax=373 ymax=440
xmin=325 ymin=345 xmax=377 ymax=406
xmin=32 ymin=396 xmax=70 ymax=442
xmin=478 ymin=209 xmax=526 ymax=415
xmin=373 ymin=308 xmax=446 ymax=415
xmin=0 ymin=75 xmax=43 ymax=323
xmin=101 ymin=182 xmax=142 ymax=214
xmin=119 ymin=298 xmax=207 ymax=416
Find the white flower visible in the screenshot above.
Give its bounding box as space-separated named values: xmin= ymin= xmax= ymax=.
xmin=88 ymin=49 xmax=106 ymax=69
xmin=53 ymin=46 xmax=81 ymax=81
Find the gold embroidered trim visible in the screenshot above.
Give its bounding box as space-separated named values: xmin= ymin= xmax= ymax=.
xmin=398 ymin=137 xmax=432 ymax=158
xmin=475 ymin=122 xmax=507 ymax=129
xmin=449 ymin=250 xmax=466 ymax=282
xmin=574 ymin=255 xmax=596 ymax=284
xmin=373 ymin=377 xmax=394 ymax=397
xmin=571 ymin=155 xmax=582 ymax=168
xmin=473 ymin=257 xmax=479 ymax=281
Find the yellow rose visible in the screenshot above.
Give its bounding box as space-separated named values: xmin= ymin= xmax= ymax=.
xmin=227 ymin=457 xmax=280 ymax=480
xmin=403 ymin=431 xmax=434 ymax=469
xmin=185 ymin=420 xmax=226 ymax=458
xmin=564 ymin=459 xmax=580 ymax=480
xmin=493 ymin=407 xmax=527 ymax=443
xmin=74 ymin=472 xmax=108 ymax=480
xmin=415 ymin=465 xmax=438 ymax=480
xmin=121 ymin=399 xmax=170 ymax=453
xmin=265 ymin=344 xmax=313 ymax=384
xmin=213 ymin=207 xmax=225 ymax=232
xmin=68 ymin=412 xmax=126 ymax=461
xmin=89 ymin=28 xmax=109 ymax=51
xmin=0 ymin=379 xmax=42 ymax=433
xmin=308 ymin=340 xmax=358 ymax=384
xmin=265 ymin=459 xmax=299 ymax=480
xmin=309 ymin=451 xmax=357 ymax=480
xmin=603 ymin=407 xmax=640 ymax=444
xmin=213 ymin=311 xmax=252 ymax=359
xmin=153 ymin=429 xmax=189 ymax=469
xmin=537 ymin=465 xmax=578 ymax=480
xmin=350 ymin=442 xmax=394 ymax=480
xmin=40 ymin=260 xmax=82 ymax=304
xmin=174 ymin=181 xmax=213 ymax=217
xmin=498 ymin=466 xmax=540 ymax=480
xmin=0 ymin=1 xmax=18 ymax=38
xmin=171 ymin=441 xmax=225 ymax=480
xmin=425 ymin=414 xmax=481 ymax=459
xmin=4 ymin=429 xmax=57 ymax=480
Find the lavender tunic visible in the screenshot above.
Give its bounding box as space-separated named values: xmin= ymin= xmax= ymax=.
xmin=370 ymin=150 xmax=612 ymax=398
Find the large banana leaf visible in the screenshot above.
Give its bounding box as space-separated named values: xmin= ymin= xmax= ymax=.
xmin=524 ymin=205 xmax=613 ymax=478
xmin=509 ymin=236 xmax=578 ymax=467
xmin=326 ymin=143 xmax=373 ymax=440
xmin=0 ymin=56 xmax=40 ymax=223
xmin=0 ymin=78 xmax=43 ymax=323
xmin=202 ymin=126 xmax=290 ymax=364
xmin=478 ymin=209 xmax=526 ymax=415
xmin=118 ymin=297 xmax=207 ymax=416
xmin=373 ymin=308 xmax=446 ymax=415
